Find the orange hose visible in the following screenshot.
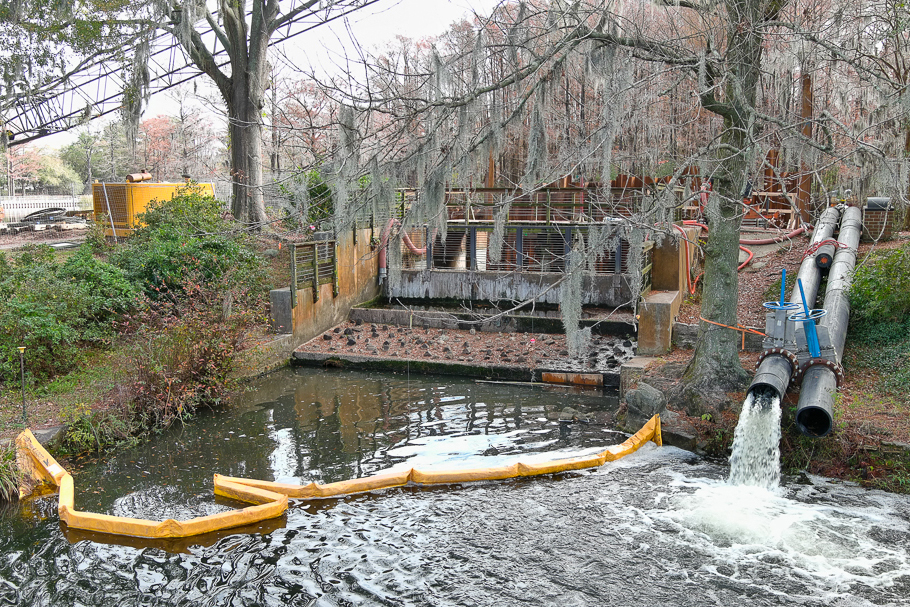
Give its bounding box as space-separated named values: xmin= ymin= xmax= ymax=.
xmin=674 ymin=223 xmax=753 ymax=295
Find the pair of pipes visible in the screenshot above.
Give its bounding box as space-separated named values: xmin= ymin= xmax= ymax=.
xmin=748 ymin=206 xmax=861 ymax=437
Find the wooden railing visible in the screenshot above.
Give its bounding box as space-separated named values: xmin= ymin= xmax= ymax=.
xmin=290 ymin=240 xmax=337 ymax=308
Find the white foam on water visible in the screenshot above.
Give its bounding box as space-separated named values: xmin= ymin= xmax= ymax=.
xmin=652 ymin=475 xmax=910 ymax=598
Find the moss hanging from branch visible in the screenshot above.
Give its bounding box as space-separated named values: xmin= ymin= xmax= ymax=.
xmin=488 ymin=196 xmax=511 ymax=265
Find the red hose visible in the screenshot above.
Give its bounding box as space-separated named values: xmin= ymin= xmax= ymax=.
xmin=738 ymin=245 xmax=754 ymax=270
xmin=739 ymin=226 xmax=806 ymax=245
xmin=682 ymin=220 xmax=807 ymax=245
xmin=379 ymin=218 xmax=437 ymax=270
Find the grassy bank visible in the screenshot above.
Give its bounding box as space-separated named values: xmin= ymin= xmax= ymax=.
xmin=0 ymin=187 xmax=283 ymax=488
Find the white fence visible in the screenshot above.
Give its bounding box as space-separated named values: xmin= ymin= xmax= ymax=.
xmin=0 ymin=196 xmax=93 ymax=222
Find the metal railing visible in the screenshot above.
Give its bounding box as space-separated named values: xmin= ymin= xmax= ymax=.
xmin=394 ymin=224 xmax=653 ymax=294
xmin=290 ymin=240 xmax=337 ymax=308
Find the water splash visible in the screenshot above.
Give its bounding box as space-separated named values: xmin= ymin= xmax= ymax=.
xmin=728 ymin=388 xmax=782 ymax=489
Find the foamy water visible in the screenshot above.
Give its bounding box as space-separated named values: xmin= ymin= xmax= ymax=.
xmin=728 ymin=389 xmax=782 ymax=489
xmin=630 ymin=388 xmax=910 ymax=599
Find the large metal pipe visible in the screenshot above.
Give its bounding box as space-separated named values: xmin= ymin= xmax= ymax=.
xmin=750 ymin=354 xmax=794 ymax=401
xmin=747 ymin=206 xmax=843 ymax=402
xmin=795 ymin=206 xmax=862 ymax=437
xmin=790 ymin=206 xmax=842 ymax=308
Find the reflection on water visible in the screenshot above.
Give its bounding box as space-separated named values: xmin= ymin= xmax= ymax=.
xmin=1 ymin=368 xmax=910 ymax=606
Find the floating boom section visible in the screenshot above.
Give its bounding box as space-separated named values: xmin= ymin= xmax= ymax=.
xmin=749 ymin=206 xmax=842 ymax=401
xmin=217 ymin=415 xmax=662 ymax=501
xmin=15 ymin=430 xmax=288 ymax=540
xmin=13 ymin=415 xmax=661 ymax=542
xmin=795 ymin=206 xmax=862 ymax=437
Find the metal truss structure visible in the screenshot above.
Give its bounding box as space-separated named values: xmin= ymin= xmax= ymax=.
xmin=1 ymin=1 xmax=361 ymax=147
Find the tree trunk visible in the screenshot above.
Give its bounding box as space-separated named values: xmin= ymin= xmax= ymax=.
xmin=675 ymin=0 xmax=765 ymax=415
xmin=227 ymin=78 xmax=267 ymax=226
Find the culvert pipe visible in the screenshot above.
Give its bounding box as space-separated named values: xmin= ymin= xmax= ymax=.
xmin=795 ymin=206 xmax=862 ymax=437
xmin=747 ymin=206 xmax=842 ymax=403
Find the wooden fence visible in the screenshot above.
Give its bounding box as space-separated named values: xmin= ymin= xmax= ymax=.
xmin=290 ymin=240 xmax=337 ymax=308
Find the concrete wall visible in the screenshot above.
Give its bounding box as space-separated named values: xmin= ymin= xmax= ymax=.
xmin=651 ymin=227 xmax=698 ymax=293
xmin=387 ymin=269 xmax=632 ymax=307
xmin=270 ymin=228 xmax=381 ymax=342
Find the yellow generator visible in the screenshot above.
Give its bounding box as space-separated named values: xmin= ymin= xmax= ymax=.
xmin=92 ymin=173 xmax=215 ymax=237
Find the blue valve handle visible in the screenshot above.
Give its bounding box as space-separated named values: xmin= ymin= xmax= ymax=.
xmin=762 ymin=268 xmax=799 ymax=311
xmin=788 ymin=278 xmax=825 ymax=357
xmin=781 ymin=268 xmax=786 ymax=306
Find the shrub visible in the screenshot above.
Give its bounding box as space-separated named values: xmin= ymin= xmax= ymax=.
xmin=277 ymin=169 xmax=334 ymax=229
xmin=849 ymin=243 xmax=910 ymax=325
xmin=0 ymin=244 xmax=136 ymax=382
xmin=110 ymin=185 xmax=266 ymax=299
xmin=846 ymin=244 xmax=910 ymax=397
xmin=60 ymin=402 xmax=139 ymax=454
xmin=0 ymin=444 xmax=20 ymax=503
xmin=119 ymin=272 xmax=264 ymax=431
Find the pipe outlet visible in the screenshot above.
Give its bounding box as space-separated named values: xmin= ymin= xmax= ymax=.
xmin=748 ymin=354 xmax=793 ymax=403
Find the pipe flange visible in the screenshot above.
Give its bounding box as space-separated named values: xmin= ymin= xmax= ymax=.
xmin=793 ymin=357 xmax=845 ymax=389
xmin=756 ymin=348 xmax=799 ymax=378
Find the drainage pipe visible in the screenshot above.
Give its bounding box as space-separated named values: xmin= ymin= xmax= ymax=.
xmin=794 ymin=206 xmax=862 ymax=437
xmin=378 ymin=218 xmax=438 ymax=282
xmin=746 ymin=206 xmax=843 ymax=402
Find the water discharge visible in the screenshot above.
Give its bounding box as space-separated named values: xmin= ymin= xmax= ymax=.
xmin=728 ymin=388 xmax=782 ymax=489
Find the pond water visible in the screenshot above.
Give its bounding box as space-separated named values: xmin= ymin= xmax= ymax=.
xmin=1 ymin=368 xmax=909 ymax=606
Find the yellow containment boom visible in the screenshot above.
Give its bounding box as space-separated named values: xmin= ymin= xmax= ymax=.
xmin=15 ymin=430 xmax=287 ymax=540
xmin=219 ymin=415 xmax=662 ymax=500
xmin=14 ymin=414 xmax=660 ymax=540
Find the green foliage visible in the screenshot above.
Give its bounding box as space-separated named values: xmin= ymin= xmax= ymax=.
xmin=278 ymin=170 xmax=334 ymax=229
xmin=0 ymin=444 xmax=20 ymax=503
xmin=846 ymin=244 xmax=910 ymax=397
xmin=0 ymin=244 xmax=136 ymax=382
xmin=61 ymin=402 xmax=138 ymax=454
xmin=849 ymin=243 xmax=910 ymax=324
xmin=110 ymin=185 xmax=266 ymax=299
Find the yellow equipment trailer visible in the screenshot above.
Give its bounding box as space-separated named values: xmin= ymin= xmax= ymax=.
xmin=92 ymin=178 xmax=215 ymax=237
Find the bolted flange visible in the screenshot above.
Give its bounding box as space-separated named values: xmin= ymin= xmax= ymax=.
xmin=793 ymin=357 xmax=846 ymax=389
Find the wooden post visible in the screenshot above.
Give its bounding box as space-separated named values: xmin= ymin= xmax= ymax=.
xmin=311 ymin=243 xmax=319 ymax=302
xmin=515 ymin=227 xmax=524 ymax=270
xmin=797 ymin=72 xmax=813 ymax=223
xmin=469 ymin=227 xmax=477 ymax=271
xmin=332 ymin=241 xmax=339 ymax=297
xmin=290 ymin=243 xmax=297 ymax=309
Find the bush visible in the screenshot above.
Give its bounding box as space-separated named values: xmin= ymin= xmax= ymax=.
xmin=110 ymin=185 xmax=266 ymax=299
xmin=849 ymin=243 xmax=910 ymax=325
xmin=0 ymin=244 xmax=136 ymax=382
xmin=61 ymin=402 xmax=139 ymax=454
xmin=119 ymin=272 xmax=264 ymax=431
xmin=277 ymin=170 xmax=334 ymax=229
xmin=846 ymin=244 xmax=910 ymax=397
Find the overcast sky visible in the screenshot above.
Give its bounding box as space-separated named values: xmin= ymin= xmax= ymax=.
xmin=41 ymin=0 xmax=494 ymax=151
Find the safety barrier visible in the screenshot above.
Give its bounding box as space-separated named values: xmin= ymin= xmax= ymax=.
xmin=15 ymin=430 xmax=288 ymax=539
xmin=14 ymin=414 xmax=660 ymax=540
xmin=218 ymin=414 xmax=662 ymax=500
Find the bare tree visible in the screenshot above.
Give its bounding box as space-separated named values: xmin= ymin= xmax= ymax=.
xmin=296 ymin=0 xmax=909 ymax=413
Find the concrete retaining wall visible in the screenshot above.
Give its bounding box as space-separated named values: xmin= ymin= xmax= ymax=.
xmin=270 ymin=228 xmax=380 ymax=346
